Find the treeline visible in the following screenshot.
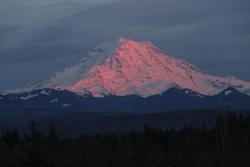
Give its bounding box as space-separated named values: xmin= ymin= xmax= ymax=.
xmin=0 ymin=112 xmax=250 ymax=167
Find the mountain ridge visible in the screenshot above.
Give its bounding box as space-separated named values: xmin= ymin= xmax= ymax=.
xmin=1 ymin=87 xmax=250 ymax=112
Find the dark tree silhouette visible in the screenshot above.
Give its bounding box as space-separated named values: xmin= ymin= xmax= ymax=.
xmin=0 ymin=111 xmax=250 ymax=167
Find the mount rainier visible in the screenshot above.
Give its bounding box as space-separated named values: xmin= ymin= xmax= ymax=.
xmin=7 ymin=37 xmax=250 ymax=97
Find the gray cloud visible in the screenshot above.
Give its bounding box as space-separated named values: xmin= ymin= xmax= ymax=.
xmin=0 ymin=0 xmax=250 ymax=91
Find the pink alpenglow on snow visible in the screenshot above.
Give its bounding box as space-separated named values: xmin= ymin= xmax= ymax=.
xmin=10 ymin=37 xmax=250 ymax=97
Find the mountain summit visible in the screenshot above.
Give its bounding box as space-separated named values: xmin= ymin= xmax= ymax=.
xmin=11 ymin=37 xmax=250 ymax=97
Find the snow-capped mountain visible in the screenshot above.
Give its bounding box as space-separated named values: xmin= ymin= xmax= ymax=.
xmin=8 ymin=37 xmax=250 ymax=97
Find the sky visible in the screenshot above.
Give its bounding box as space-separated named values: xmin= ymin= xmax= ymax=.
xmin=0 ymin=0 xmax=250 ymax=91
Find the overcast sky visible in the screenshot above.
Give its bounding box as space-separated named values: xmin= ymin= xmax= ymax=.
xmin=0 ymin=0 xmax=250 ymax=91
